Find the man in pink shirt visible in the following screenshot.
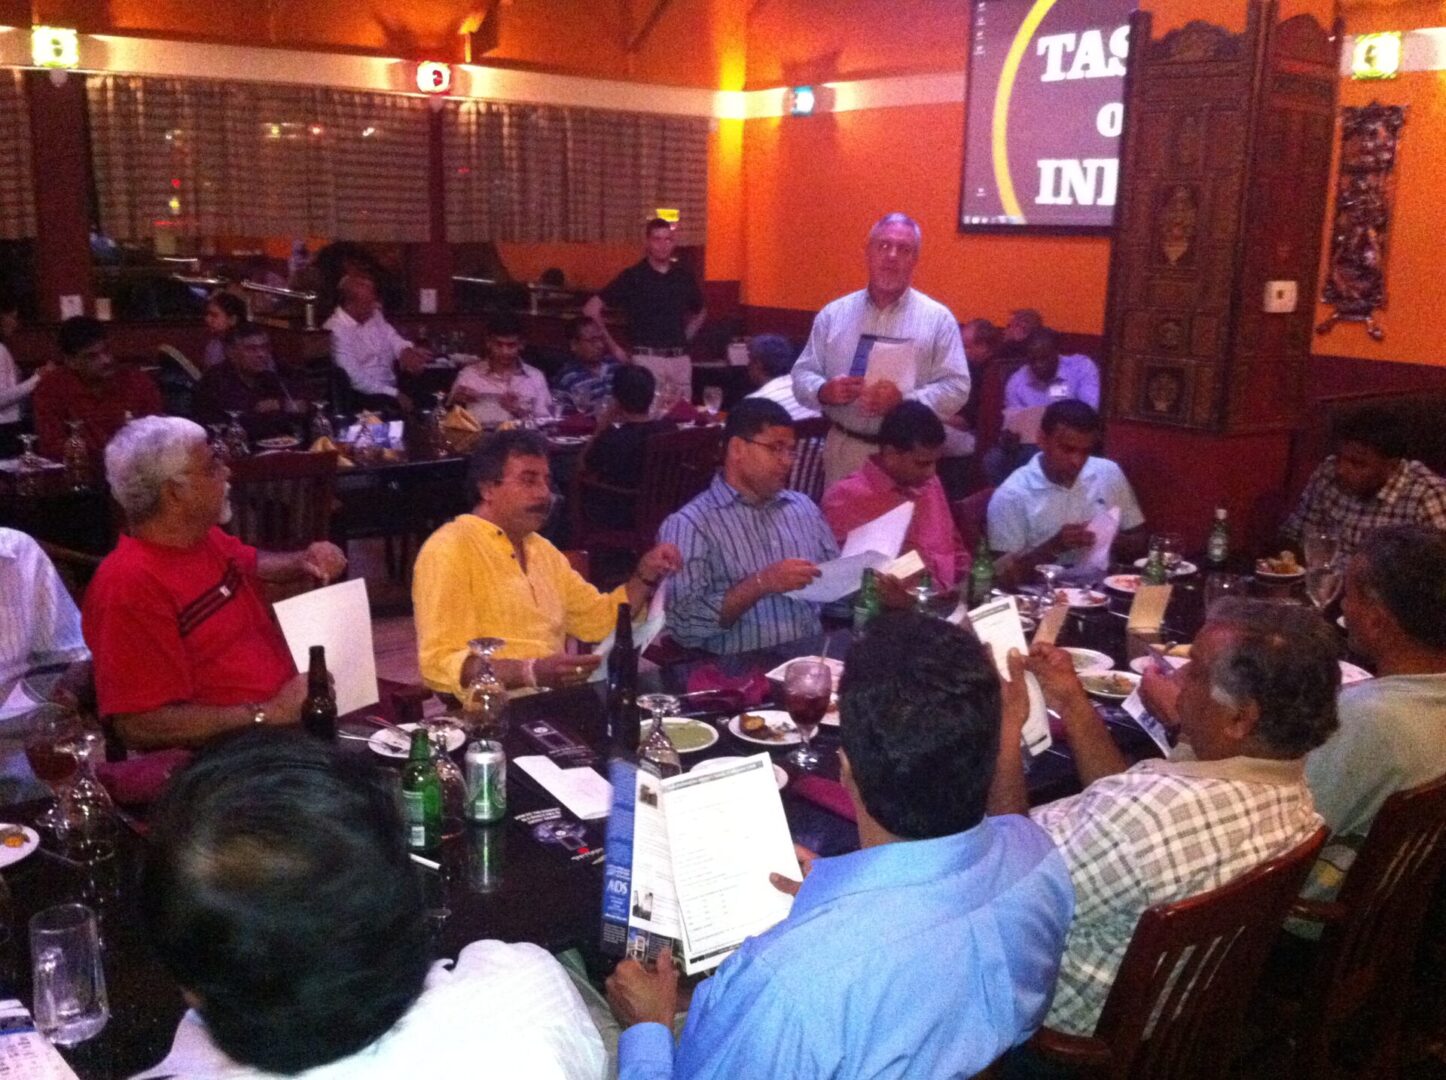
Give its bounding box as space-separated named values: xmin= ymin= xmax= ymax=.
xmin=822 ymin=401 xmax=967 ymax=591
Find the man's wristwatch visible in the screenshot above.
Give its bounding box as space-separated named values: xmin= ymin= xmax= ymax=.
xmin=248 ymin=703 xmax=268 ymax=726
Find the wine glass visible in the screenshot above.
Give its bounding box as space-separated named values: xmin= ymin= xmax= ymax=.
xmin=782 ymin=660 xmax=832 ymax=772
xmin=1306 ymin=561 xmax=1344 ymax=614
xmin=423 ymin=721 xmax=467 ymax=842
xmin=1204 ymin=572 xmax=1250 ymax=610
xmin=223 ymin=411 xmax=251 ymax=459
xmin=308 ymin=404 xmax=333 ymax=443
xmin=462 ymin=638 xmax=508 ymax=740
xmin=1150 ymin=532 xmax=1183 ymax=572
xmin=58 ymin=732 xmax=116 ymax=863
xmin=702 ymin=385 xmax=724 ymax=422
xmin=1035 ymin=563 xmax=1065 ymax=599
xmin=61 ymin=421 xmax=92 ymax=491
xmin=23 ymin=705 xmax=82 ymax=840
xmin=636 ymin=693 xmax=682 ymax=778
xmin=16 ymin=433 xmax=44 ymax=497
xmin=1302 ymin=531 xmax=1339 ymax=572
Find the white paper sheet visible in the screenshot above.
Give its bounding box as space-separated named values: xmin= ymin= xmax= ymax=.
xmin=587 ymin=585 xmax=668 ymax=683
xmin=786 ymin=551 xmax=889 ymax=604
xmin=272 ymin=578 xmax=379 ymax=716
xmin=1001 ymin=404 xmax=1047 ymax=445
xmin=1123 ymin=688 xmax=1174 ymax=758
xmin=1081 ymin=505 xmax=1121 ymax=574
xmin=627 ymin=770 xmax=682 ymax=939
xmin=967 ymin=595 xmax=1052 ymax=755
xmin=840 ymin=501 xmax=914 ymax=560
xmin=863 ymin=339 xmax=917 ymax=394
xmin=515 ymin=755 xmax=613 ymax=820
xmin=660 ymin=754 xmax=799 ymax=974
xmin=882 ymin=550 xmax=925 ymax=581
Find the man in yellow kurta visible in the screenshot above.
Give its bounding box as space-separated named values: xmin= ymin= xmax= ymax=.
xmin=414 ymin=429 xmax=680 ymax=696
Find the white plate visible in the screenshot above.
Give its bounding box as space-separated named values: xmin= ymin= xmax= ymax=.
xmin=367 ymin=722 xmax=465 ymax=759
xmin=1080 ymin=670 xmax=1143 ymax=700
xmin=255 ymin=436 xmax=300 ymax=450
xmin=1104 ymin=574 xmax=1144 ymax=594
xmin=1339 ymin=660 xmax=1372 ymax=686
xmin=727 ymin=710 xmax=801 ymax=747
xmin=1063 ymin=647 xmax=1115 ymax=674
xmin=1255 ymin=564 xmax=1306 ymax=581
xmin=549 ymin=435 xmax=589 ymax=448
xmin=690 ymin=755 xmax=789 ymax=791
xmin=1053 ymin=587 xmax=1110 ymax=609
xmin=1129 ymin=655 xmax=1189 ymax=675
xmin=0 ymin=456 xmax=62 ymax=473
xmin=764 ymin=656 xmax=846 ymax=684
xmin=639 ymin=718 xmax=718 ymax=753
xmin=820 ymin=693 xmax=840 ymax=727
xmin=1132 ymin=558 xmax=1198 ymax=578
xmin=0 ymin=825 xmax=39 ymax=869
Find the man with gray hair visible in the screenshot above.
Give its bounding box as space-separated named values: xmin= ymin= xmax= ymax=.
xmin=989 ymin=598 xmax=1336 ymax=1039
xmin=743 ymin=334 xmax=817 ymax=420
xmin=792 ymin=212 xmax=970 ymax=487
xmin=81 ymin=417 xmax=347 ymax=750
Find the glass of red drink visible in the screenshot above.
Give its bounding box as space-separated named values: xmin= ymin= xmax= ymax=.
xmin=782 ymin=660 xmax=832 ymax=772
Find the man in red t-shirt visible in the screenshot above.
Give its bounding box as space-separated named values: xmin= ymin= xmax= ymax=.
xmin=32 ymin=317 xmax=163 ymax=459
xmin=83 ymin=417 xmax=348 ymax=750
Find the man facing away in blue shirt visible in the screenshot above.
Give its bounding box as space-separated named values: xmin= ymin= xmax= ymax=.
xmin=607 ymin=612 xmax=1075 ymax=1079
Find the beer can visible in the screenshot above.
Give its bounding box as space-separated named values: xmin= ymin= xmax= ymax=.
xmin=465 ymin=739 xmax=507 ymax=823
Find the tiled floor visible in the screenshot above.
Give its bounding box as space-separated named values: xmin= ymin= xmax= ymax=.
xmin=347 ymin=538 xmax=422 ymax=687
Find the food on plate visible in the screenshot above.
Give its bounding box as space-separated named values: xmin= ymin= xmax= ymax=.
xmin=662 ymin=720 xmax=716 ymax=752
xmin=1256 ymin=551 xmax=1302 ymax=575
xmin=739 ymin=712 xmax=768 ymax=735
xmin=1056 ymin=588 xmax=1107 ymax=606
xmin=1106 ymin=575 xmax=1142 ymax=592
xmin=1082 ymin=672 xmax=1138 ymax=696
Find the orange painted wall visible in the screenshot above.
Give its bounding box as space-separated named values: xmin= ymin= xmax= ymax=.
xmin=1314 ymin=1 xmax=1446 ymax=368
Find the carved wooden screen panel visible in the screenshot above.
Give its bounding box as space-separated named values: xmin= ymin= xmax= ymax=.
xmin=1107 ymin=10 xmax=1259 ymax=432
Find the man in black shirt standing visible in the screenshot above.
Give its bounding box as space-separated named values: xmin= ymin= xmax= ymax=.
xmin=583 ymin=217 xmax=706 ymax=408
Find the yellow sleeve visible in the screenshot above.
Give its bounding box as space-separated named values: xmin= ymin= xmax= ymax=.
xmin=412 ymin=529 xmax=472 ymax=697
xmin=555 ymin=549 xmax=628 ymax=645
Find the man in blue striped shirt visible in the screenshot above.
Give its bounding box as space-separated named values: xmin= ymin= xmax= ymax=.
xmin=659 ymin=399 xmax=838 ymax=655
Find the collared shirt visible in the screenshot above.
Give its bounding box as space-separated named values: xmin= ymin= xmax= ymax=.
xmin=192 ymin=363 xmax=296 ymax=438
xmin=554 ymin=359 xmax=620 ymax=415
xmin=987 ymin=454 xmax=1145 ymax=565
xmin=0 ymin=528 xmax=88 ymax=699
xmin=598 ymin=260 xmax=704 ymax=349
xmin=618 ymin=816 xmax=1074 ymax=1080
xmin=136 ymin=941 xmax=606 ymax=1080
xmin=791 ymin=287 xmax=970 ymax=439
xmin=1003 ymin=353 xmax=1101 ymax=412
xmin=449 ymin=362 xmax=553 ymax=427
xmin=658 ymin=474 xmax=838 ymax=655
xmin=324 ymin=307 xmax=412 ymax=398
xmin=31 ymin=365 xmax=163 ymax=459
xmin=1031 ymin=751 xmax=1322 ymax=1035
xmin=821 ymin=456 xmax=965 ymax=589
xmin=0 ymin=343 xmax=38 ymax=425
xmin=746 ymin=375 xmax=820 ymax=421
xmin=1302 ymin=673 xmax=1446 ymax=903
xmin=412 ymin=515 xmax=628 ymax=696
xmin=1282 ymin=456 xmax=1446 ymax=556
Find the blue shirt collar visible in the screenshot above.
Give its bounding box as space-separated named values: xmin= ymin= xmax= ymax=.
xmin=791 ymin=819 xmax=999 ymax=918
xmin=710 ymin=472 xmax=787 ymax=509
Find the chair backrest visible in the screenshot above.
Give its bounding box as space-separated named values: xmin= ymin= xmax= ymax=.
xmin=634 ymin=426 xmax=724 ymax=539
xmin=1091 ymin=826 xmax=1328 ymax=1080
xmin=1309 ymin=772 xmax=1446 ymax=1026
xmin=226 ymin=451 xmax=339 ymax=551
xmin=787 ymin=415 xmax=830 ymax=503
xmin=951 ymin=487 xmax=996 ymax=553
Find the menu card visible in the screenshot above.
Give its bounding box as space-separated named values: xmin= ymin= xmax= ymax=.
xmin=1128 ymin=584 xmax=1172 ymax=632
xmin=0 ymin=1001 xmax=79 ymax=1079
xmin=602 ymin=755 xmax=799 ymax=975
xmin=967 ymin=596 xmax=1052 ymax=756
xmin=273 ymin=578 xmax=379 ymax=716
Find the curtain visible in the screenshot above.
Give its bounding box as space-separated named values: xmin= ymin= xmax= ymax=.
xmin=445 ymin=101 xmax=708 ymax=245
xmin=0 ymin=71 xmax=36 ymax=240
xmin=87 ymin=77 xmax=431 ymax=242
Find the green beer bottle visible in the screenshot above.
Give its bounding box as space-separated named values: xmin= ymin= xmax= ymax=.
xmin=853 ymin=568 xmax=881 ymax=631
xmin=968 ymin=536 xmax=995 ymax=608
xmin=1143 ymin=545 xmax=1169 ymax=586
xmin=401 ymin=727 xmax=442 ymax=851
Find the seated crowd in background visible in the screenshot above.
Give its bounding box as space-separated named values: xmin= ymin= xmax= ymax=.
xmin=448 ymin=311 xmax=553 ymax=427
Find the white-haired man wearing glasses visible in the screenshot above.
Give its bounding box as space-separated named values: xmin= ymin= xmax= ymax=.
xmin=82 ymin=417 xmax=347 ymax=750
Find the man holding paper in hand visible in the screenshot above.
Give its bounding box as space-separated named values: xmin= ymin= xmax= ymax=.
xmin=607 ymin=613 xmax=1074 ymax=1079
xmin=986 ymin=400 xmax=1146 ymax=589
xmin=792 ymin=213 xmax=971 ymax=489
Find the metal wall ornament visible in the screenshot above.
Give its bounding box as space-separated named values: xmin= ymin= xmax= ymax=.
xmin=1316 ymin=102 xmax=1405 ymax=341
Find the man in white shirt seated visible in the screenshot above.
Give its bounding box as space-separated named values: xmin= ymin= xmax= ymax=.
xmin=323 ymin=273 xmax=430 ymax=415
xmin=139 ymin=729 xmax=607 ymax=1080
xmin=986 ymin=400 xmax=1146 ymax=589
xmin=743 ymin=334 xmax=817 ymax=420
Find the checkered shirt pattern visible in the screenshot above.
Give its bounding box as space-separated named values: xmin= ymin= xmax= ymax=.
xmin=1030 ymin=757 xmax=1322 ymax=1036
xmin=1282 ymin=457 xmax=1446 ymax=555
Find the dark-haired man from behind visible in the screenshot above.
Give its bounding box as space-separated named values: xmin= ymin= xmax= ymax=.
xmin=579 ymin=365 xmax=675 ymax=530
xmin=1282 ymin=405 xmax=1446 ymax=557
xmin=32 ymin=316 xmax=162 ymax=458
xmin=141 ymin=729 xmax=606 ymax=1078
xmin=986 ymin=399 xmax=1145 ymax=588
xmin=659 ymin=398 xmax=838 ymax=655
xmin=608 ymin=613 xmax=1074 ymax=1080
xmin=744 ymin=333 xmax=817 ymax=421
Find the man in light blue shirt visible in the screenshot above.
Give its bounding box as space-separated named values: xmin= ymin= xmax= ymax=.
xmin=606 ymin=612 xmax=1075 ymax=1079
xmin=987 ymin=400 xmax=1146 ymax=589
xmin=987 ymin=328 xmax=1101 ymax=484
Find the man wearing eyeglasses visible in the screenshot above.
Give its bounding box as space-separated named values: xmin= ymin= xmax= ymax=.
xmin=792 ymin=213 xmax=971 ymax=489
xmin=659 ymin=398 xmax=838 ymax=655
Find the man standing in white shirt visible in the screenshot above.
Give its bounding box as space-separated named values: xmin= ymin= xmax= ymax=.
xmin=140 ymin=730 xmax=607 ymax=1080
xmin=324 ymin=273 xmax=430 ymax=415
xmin=792 ymin=213 xmax=970 ymax=488
xmin=0 ymin=294 xmax=46 ymax=455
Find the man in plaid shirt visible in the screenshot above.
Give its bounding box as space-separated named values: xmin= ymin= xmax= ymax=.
xmin=989 ymin=599 xmax=1340 ymax=1038
xmin=1283 ymin=405 xmax=1446 ymax=556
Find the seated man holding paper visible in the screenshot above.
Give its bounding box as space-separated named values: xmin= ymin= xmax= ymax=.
xmin=986 ymin=400 xmax=1146 ymax=589
xmin=83 ymin=418 xmax=347 ymax=750
xmin=414 ymin=429 xmax=680 ymax=694
xmin=988 ymin=599 xmax=1334 ymax=1047
xmin=658 ymin=398 xmax=838 ymax=655
xmin=608 ymin=612 xmax=1075 ymax=1079
xmin=985 ymin=328 xmax=1101 ymax=485
xmin=821 ymin=400 xmax=966 ymax=592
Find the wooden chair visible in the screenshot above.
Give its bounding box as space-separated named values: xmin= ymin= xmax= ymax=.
xmin=226 ymin=451 xmax=339 ymax=551
xmin=37 ymin=541 xmax=105 ymax=606
xmin=1271 ymin=774 xmax=1446 ymax=1079
xmin=1030 ymin=827 xmax=1328 ymax=1080
xmin=951 ymin=486 xmax=995 ymax=553
xmin=786 ymin=415 xmax=830 ymax=502
xmin=569 ymin=426 xmax=722 ymax=555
